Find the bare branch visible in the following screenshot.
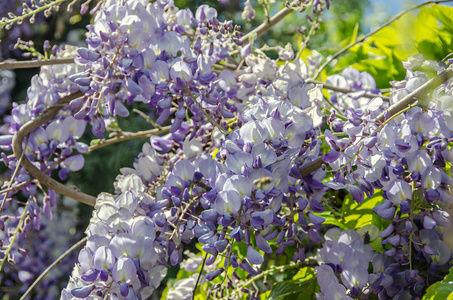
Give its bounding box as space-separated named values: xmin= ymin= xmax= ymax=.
xmin=132 ymin=109 xmax=162 ymax=129
xmin=312 ymin=0 xmax=453 ymax=79
xmin=377 ymin=66 xmax=453 ymax=122
xmin=299 ymin=156 xmax=324 ymax=177
xmin=307 ymin=79 xmax=390 ymax=101
xmin=20 ymin=236 xmax=88 ymax=300
xmin=87 ymin=125 xmax=172 ymax=153
xmin=12 ymin=92 xmax=97 ymax=206
xmin=240 ymin=3 xmax=295 ymax=45
xmin=0 ymin=58 xmax=75 ymax=70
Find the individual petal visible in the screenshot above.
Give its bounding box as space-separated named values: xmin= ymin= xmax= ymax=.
xmin=81 ymin=268 xmax=99 ymax=282
xmin=131 ymin=216 xmax=155 ymax=240
xmin=223 ymin=175 xmax=252 ymax=197
xmin=386 ymin=180 xmax=412 ymax=205
xmin=65 ymin=154 xmax=85 ymax=172
xmin=423 ymin=216 xmax=437 ymax=230
xmin=93 ymin=246 xmax=115 ymax=270
xmin=367 ymin=97 xmax=383 ymax=112
xmin=315 ymin=264 xmax=339 ymax=294
xmin=247 ymin=244 xmax=264 ymax=265
xmin=347 ymin=185 xmax=364 ymax=204
xmin=195 ymin=5 xmax=218 ymax=22
xmin=256 ymin=232 xmax=272 ymax=254
xmin=250 ymin=210 xmax=274 ymax=228
xmin=150 ymin=61 xmax=169 ymax=84
xmin=215 ymin=190 xmax=241 ymax=215
xmin=172 ymin=159 xmax=195 ymax=181
xmin=71 ymin=285 xmax=95 ymax=298
xmin=63 ymin=116 xmax=87 ymax=138
xmin=225 ymin=152 xmax=252 ymax=174
xmin=46 ymin=120 xmax=70 ymax=142
xmin=373 ymin=200 xmax=396 ymax=220
xmin=422 ymin=166 xmax=442 ymax=190
xmin=205 ymin=268 xmax=224 ymax=281
xmin=109 ymin=233 xmax=140 ymax=258
xmin=239 ymin=120 xmax=270 ymax=144
xmin=430 ymin=240 xmax=451 ymax=265
xmin=112 ymin=257 xmax=137 ymax=282
xmin=170 ymin=60 xmax=192 ymax=82
xmin=341 ymin=266 xmax=369 ymax=289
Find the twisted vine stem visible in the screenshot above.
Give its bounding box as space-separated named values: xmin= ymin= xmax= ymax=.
xmin=12 ymin=91 xmax=97 ymax=206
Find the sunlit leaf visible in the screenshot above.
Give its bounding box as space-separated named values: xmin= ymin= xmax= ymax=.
xmin=423 ymin=267 xmax=453 ymax=300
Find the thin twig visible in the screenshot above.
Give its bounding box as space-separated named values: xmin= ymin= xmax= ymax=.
xmin=231 ymin=262 xmax=303 ymax=299
xmin=0 ymin=137 xmax=29 ymax=215
xmin=132 ymin=109 xmax=161 ymax=129
xmin=312 ymin=0 xmax=453 ymax=79
xmin=0 ymin=0 xmax=69 ymax=29
xmin=87 ymin=125 xmax=171 ymax=153
xmin=295 ymin=13 xmax=320 ymax=59
xmin=299 ymin=156 xmax=324 ymax=177
xmin=0 ymin=58 xmax=75 ymax=70
xmin=306 ymin=79 xmax=390 ymax=101
xmin=20 ymin=236 xmax=88 ymax=300
xmin=192 ymin=253 xmax=208 ymax=300
xmin=184 ymin=87 xmax=229 ymax=135
xmin=2 ymin=125 xmax=171 ymax=198
xmin=0 ymin=180 xmax=33 ymax=196
xmin=377 ymin=103 xmax=418 ymax=132
xmin=319 ymin=90 xmax=348 ymax=121
xmin=12 ymin=91 xmax=97 ymax=206
xmin=0 ymin=201 xmax=30 ymax=272
xmin=240 ymin=2 xmax=296 ymax=45
xmin=169 ymin=200 xmax=195 ymax=241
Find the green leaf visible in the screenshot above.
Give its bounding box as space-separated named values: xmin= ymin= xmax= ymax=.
xmin=268 ymin=279 xmax=317 ymax=300
xmin=284 ymin=279 xmax=319 ymax=300
xmin=341 ymin=192 xmax=384 ymax=230
xmin=268 ymin=281 xmax=305 ymax=300
xmin=424 ymin=5 xmax=453 ymax=33
xmin=349 ymin=22 xmax=359 ymax=44
xmin=423 ymin=266 xmax=453 ymax=300
xmin=293 ymin=267 xmax=315 ymax=281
